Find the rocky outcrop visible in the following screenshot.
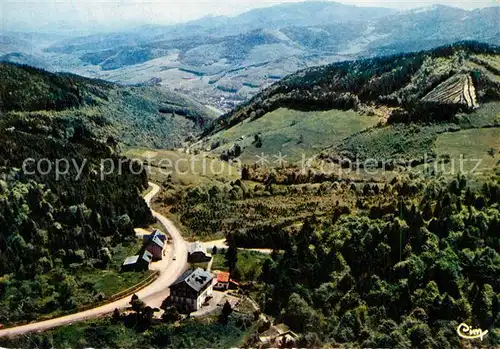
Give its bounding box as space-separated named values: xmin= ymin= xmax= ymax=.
xmin=421 ymin=73 xmax=478 ymax=110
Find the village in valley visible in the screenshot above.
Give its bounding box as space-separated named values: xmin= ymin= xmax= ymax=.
xmin=118 ymin=228 xmax=298 ymax=347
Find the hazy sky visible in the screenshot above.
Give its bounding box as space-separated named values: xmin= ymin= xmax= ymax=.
xmin=1 ymin=0 xmax=498 ymax=34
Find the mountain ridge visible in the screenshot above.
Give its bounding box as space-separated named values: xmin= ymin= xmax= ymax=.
xmin=194 ymin=42 xmax=500 ymax=166
xmin=1 ymin=2 xmax=497 ymax=111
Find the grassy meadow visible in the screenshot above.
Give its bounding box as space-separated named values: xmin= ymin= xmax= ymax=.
xmin=433 ymin=127 xmax=500 ymax=176
xmin=211 ymin=108 xmax=381 ymax=164
xmin=76 ymin=238 xmax=154 ymax=298
xmin=124 ymin=148 xmax=240 ymax=186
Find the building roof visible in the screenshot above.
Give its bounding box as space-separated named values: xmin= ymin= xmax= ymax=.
xmin=188 ymin=241 xmax=205 ymax=254
xmin=173 ymin=269 xmax=195 ymax=285
xmin=150 ymin=233 xmax=165 ymax=249
xmin=259 ymin=324 xmax=298 ymax=344
xmin=152 ymin=229 xmax=166 ymax=240
xmin=188 ymin=242 xmax=212 ymax=258
xmin=217 ymin=272 xmax=230 ymax=283
xmin=123 ymin=250 xmax=153 ymax=266
xmin=172 ymin=268 xmax=214 ymax=292
xmin=123 ymin=255 xmax=139 ymax=266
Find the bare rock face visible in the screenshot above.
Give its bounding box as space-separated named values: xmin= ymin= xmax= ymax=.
xmin=421 ymin=73 xmax=478 ymax=110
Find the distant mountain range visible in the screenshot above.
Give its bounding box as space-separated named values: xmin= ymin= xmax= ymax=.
xmin=1 ymin=2 xmax=498 ymax=111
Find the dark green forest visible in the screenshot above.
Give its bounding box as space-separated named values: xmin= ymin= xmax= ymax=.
xmin=159 ymin=170 xmax=500 ymax=347
xmin=0 ymin=315 xmax=248 ymax=349
xmin=257 ymin=175 xmax=500 ymax=347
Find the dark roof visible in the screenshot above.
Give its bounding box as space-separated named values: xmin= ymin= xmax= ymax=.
xmin=151 ymin=234 xmax=165 ymax=248
xmin=123 ymin=251 xmax=152 ymax=266
xmin=172 ymin=268 xmax=214 ymax=292
xmin=147 ymin=230 xmax=165 ymax=249
xmin=173 ymin=269 xmax=194 ymax=285
xmin=152 ymin=229 xmax=164 ymax=237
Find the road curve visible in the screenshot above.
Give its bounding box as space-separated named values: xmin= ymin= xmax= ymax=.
xmin=0 ymin=182 xmax=188 ymax=338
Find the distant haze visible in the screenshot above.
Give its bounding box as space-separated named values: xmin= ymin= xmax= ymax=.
xmin=1 ymin=0 xmax=498 ymax=35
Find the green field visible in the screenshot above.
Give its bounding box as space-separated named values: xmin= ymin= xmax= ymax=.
xmin=76 ymin=239 xmax=154 ymax=297
xmin=433 ymin=127 xmax=500 ymax=175
xmin=211 ymin=108 xmax=381 ymax=164
xmin=454 ymin=102 xmax=500 ymax=129
xmin=124 ymin=148 xmax=240 ymax=186
xmin=331 ymin=123 xmax=448 ymax=163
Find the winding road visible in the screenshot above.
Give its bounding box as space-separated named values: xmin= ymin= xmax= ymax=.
xmin=0 ymin=182 xmax=188 ymax=338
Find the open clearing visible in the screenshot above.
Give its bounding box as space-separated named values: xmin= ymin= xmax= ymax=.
xmin=125 ymin=148 xmax=240 ymax=186
xmin=433 ymin=127 xmax=500 ymax=175
xmin=212 ymin=108 xmax=381 ymax=164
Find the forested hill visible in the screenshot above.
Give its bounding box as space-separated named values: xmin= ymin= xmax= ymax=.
xmin=0 ymin=62 xmax=217 ymax=149
xmin=0 ymin=62 xmax=212 ymax=323
xmin=206 ymin=41 xmax=500 ymax=135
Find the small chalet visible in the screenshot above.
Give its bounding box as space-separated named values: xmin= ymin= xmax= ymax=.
xmin=121 ymin=250 xmax=153 ymax=272
xmin=145 ymin=230 xmax=166 ymax=260
xmin=214 ymin=271 xmax=230 ymax=290
xmin=169 ymin=268 xmax=214 ymax=311
xmin=187 ymin=242 xmax=212 ymax=263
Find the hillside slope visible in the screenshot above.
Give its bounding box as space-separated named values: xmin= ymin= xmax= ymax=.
xmin=208 ymin=42 xmax=499 ymax=130
xmin=0 ymin=66 xmax=153 ymax=324
xmin=198 ymin=42 xmax=499 ymax=166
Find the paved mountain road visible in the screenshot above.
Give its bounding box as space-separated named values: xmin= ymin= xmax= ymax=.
xmin=0 ymin=182 xmax=188 ymax=338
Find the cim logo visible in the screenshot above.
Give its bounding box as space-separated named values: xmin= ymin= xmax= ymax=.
xmin=457 ymin=323 xmax=488 ymax=341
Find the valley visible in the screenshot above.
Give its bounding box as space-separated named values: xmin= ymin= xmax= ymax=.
xmin=126 ymin=42 xmax=499 ymax=348
xmin=0 ymin=62 xmax=209 ymax=329
xmin=1 ymin=4 xmax=498 ymax=111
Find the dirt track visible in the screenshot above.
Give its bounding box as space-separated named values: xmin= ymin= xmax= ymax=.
xmin=0 ymin=182 xmax=188 ymax=338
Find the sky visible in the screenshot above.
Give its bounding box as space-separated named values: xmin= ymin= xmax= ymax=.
xmin=1 ymin=0 xmax=498 ymax=34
